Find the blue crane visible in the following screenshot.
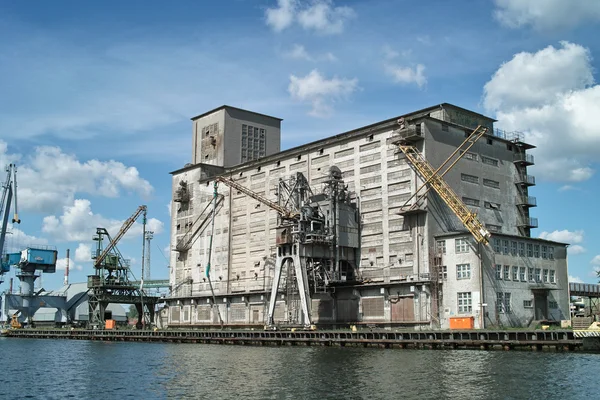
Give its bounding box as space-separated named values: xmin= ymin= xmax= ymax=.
xmin=0 ymin=164 xmax=20 ymax=283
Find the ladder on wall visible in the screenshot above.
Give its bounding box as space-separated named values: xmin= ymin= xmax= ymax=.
xmin=397 ymin=144 xmax=491 ymax=245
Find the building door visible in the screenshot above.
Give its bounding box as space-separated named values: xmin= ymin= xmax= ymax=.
xmin=534 ymin=293 xmax=548 ymax=320
xmin=391 ymin=297 xmax=415 ymax=322
xmin=252 ymin=309 xmax=259 ymax=323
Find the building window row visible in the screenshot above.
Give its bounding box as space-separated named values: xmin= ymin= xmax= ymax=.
xmin=463 ymin=197 xmax=480 ymax=207
xmin=495 ymin=264 xmax=556 ymax=284
xmin=492 ymin=238 xmax=555 ymax=260
xmin=455 ymin=238 xmax=469 ymax=253
xmin=481 ymin=156 xmax=499 ymax=166
xmin=483 ymin=178 xmax=500 ymax=189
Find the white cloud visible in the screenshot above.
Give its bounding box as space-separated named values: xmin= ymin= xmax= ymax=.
xmin=483 ymin=42 xmax=600 ymax=183
xmin=483 ymin=42 xmax=593 ymax=111
xmin=569 ymin=275 xmax=584 ymax=283
xmin=56 ymin=257 xmax=83 ymax=272
xmin=74 ymin=243 xmax=92 ymax=262
xmin=42 ymin=199 xmax=164 ymax=242
xmin=539 ymin=229 xmax=584 ymax=244
xmin=569 ymin=245 xmax=586 ymax=255
xmin=265 ymin=0 xmax=355 ymax=34
xmin=0 ymin=141 xmax=153 ymax=214
xmin=494 ymin=0 xmax=600 ymax=30
xmin=284 ymin=44 xmax=337 ymax=62
xmin=286 ymin=44 xmax=314 ymax=61
xmin=385 ymin=64 xmax=427 ymax=88
xmin=288 ymin=69 xmax=358 ymax=117
xmin=591 ymin=255 xmax=600 ymax=266
xmin=266 ymin=0 xmax=297 ymax=32
xmin=297 ymin=0 xmax=355 ymax=35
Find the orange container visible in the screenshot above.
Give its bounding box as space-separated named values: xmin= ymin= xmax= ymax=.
xmin=449 ymin=316 xmax=474 ymax=330
xmin=105 ymin=319 xmax=116 ymax=330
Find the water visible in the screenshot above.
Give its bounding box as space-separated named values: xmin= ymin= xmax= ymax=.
xmin=0 ymin=337 xmax=598 ymax=400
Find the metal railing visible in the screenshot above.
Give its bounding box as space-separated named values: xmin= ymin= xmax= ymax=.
xmin=516 ymin=195 xmax=537 ymax=207
xmin=515 ymin=174 xmax=536 ymax=185
xmin=518 ymin=217 xmax=538 ymax=228
xmin=513 ymin=153 xmax=535 ymax=165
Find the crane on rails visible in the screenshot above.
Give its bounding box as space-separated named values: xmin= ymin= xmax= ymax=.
xmin=88 ymin=205 xmax=157 ymax=329
xmin=394 ymin=123 xmax=491 ymax=244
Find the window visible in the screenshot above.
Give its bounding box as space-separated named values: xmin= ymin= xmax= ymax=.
xmin=455 ymin=238 xmax=469 ymax=253
xmin=458 ymin=292 xmax=472 ymax=313
xmin=457 ymin=264 xmax=471 ymax=280
xmin=493 ymin=238 xmax=501 ymax=253
xmin=442 ymin=266 xmax=448 ymax=280
xmin=483 ymin=179 xmax=500 ymax=189
xmin=549 ymin=301 xmax=558 ymax=309
xmin=528 ymin=267 xmax=534 ymax=282
xmin=504 ymin=265 xmax=510 ymax=280
xmin=519 ymin=267 xmax=526 ymax=282
xmin=550 ymin=270 xmax=556 ymax=284
xmin=496 ymin=264 xmax=502 ymax=280
xmin=463 ymin=197 xmax=480 ymax=207
xmin=535 ymin=268 xmax=541 ymax=282
xmin=460 ymin=150 xmax=478 ymax=161
xmin=486 ymin=224 xmax=502 ymax=233
xmin=484 ymin=201 xmax=501 ymax=210
xmin=487 ymin=138 xmax=493 ymax=145
xmin=504 ymin=293 xmax=511 ymax=313
xmin=442 ymin=123 xmax=449 ymax=132
xmin=507 ymin=144 xmax=513 ymax=151
xmin=482 ymin=156 xmax=499 ymax=166
xmin=519 ymin=242 xmax=525 ymax=256
xmin=549 ymin=247 xmax=555 ymax=260
xmin=527 ymin=243 xmax=533 ymax=257
xmin=543 ymin=269 xmax=549 ymax=283
xmin=512 ymin=266 xmax=519 ymax=281
xmin=534 ymin=245 xmax=540 ymax=258
xmin=461 ymin=173 xmax=479 ymax=184
xmin=541 ymin=245 xmax=548 ymax=259
xmin=497 ymin=292 xmax=511 ymax=313
xmin=523 ymin=300 xmax=533 ymax=308
xmin=436 ymin=240 xmax=446 ymax=254
xmin=511 ymin=241 xmax=518 ymax=256
xmin=502 ymin=240 xmax=509 ymax=255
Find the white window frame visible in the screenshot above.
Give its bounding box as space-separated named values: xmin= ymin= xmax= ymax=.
xmin=512 ymin=266 xmax=519 ymax=281
xmin=458 ymin=292 xmax=472 ymax=314
xmin=496 ymin=264 xmax=502 ymax=280
xmin=455 ymin=238 xmax=469 ymax=254
xmin=550 ymin=270 xmax=556 ymax=284
xmin=456 ymin=264 xmax=471 ymax=280
xmin=519 ymin=267 xmax=526 ymax=282
xmin=504 ymin=265 xmax=510 ymax=280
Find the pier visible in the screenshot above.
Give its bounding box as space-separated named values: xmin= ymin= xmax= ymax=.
xmin=4 ymin=328 xmax=588 ymax=351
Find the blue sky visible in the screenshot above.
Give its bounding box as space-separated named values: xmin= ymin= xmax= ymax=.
xmin=1 ymin=0 xmax=599 ymax=289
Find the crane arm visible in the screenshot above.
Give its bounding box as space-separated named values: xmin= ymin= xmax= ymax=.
xmin=95 ymin=205 xmax=147 ymax=267
xmin=215 ymin=176 xmax=298 ymax=219
xmin=397 ymin=144 xmax=491 ymax=245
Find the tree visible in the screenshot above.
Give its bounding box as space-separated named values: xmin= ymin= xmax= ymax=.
xmin=127 ymin=305 xmax=138 ymax=319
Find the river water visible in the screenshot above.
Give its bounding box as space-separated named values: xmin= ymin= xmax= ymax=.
xmin=0 ymin=337 xmax=597 ymax=399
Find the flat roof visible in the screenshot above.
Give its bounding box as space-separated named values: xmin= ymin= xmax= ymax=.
xmin=172 ymin=102 xmax=498 ymax=175
xmin=190 ymin=105 xmax=283 ymax=122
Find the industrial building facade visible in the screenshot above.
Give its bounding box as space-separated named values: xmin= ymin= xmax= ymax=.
xmin=166 ymin=104 xmax=569 ymax=329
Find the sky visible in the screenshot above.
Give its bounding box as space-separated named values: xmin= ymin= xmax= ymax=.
xmin=1 ymin=0 xmax=600 ymax=290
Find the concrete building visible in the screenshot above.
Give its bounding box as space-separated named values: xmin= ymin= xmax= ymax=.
xmin=166 ymin=103 xmax=570 ymax=329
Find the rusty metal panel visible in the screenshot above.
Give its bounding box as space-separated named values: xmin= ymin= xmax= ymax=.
xmin=391 ymin=297 xmax=415 ymax=322
xmin=336 ymin=298 xmax=359 ymax=322
xmin=362 ymin=297 xmax=385 ymax=318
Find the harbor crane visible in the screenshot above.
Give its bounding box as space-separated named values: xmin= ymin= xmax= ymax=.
xmin=394 ymin=123 xmax=491 ymax=244
xmin=1 ymin=164 xmax=20 ymax=283
xmin=88 ymin=205 xmax=157 ymax=329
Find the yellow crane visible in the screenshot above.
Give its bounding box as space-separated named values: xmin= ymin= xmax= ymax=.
xmin=396 ymin=125 xmax=491 ymax=245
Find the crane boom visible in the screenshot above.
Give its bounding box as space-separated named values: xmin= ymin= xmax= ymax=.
xmin=1 ymin=164 xmax=20 ymax=276
xmin=94 ymin=205 xmax=147 ymax=267
xmin=215 ymin=176 xmax=298 ymax=219
xmin=397 ymin=143 xmax=491 ymax=245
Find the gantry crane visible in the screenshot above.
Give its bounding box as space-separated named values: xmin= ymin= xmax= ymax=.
xmin=88 ymin=205 xmax=157 ymax=329
xmin=396 ymin=124 xmax=491 ymax=244
xmin=1 ymin=164 xmax=20 ymax=283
